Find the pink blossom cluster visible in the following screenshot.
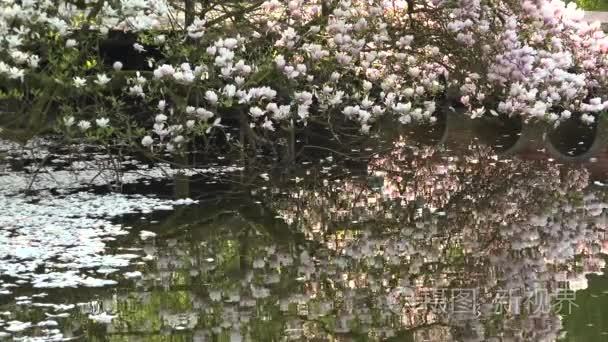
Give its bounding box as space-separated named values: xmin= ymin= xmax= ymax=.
xmin=1 ymin=0 xmax=607 ymax=150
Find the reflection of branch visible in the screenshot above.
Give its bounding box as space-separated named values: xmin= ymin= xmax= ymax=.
xmin=299 ymin=144 xmax=371 ymax=160
xmin=25 ymin=151 xmax=51 ymax=193
xmin=103 ymin=331 xmax=191 ymax=338
xmin=481 ymin=231 xmax=501 ymax=251
xmin=403 ymin=322 xmax=450 ymax=335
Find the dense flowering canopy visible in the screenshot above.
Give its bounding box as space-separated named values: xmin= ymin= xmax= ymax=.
xmin=0 ymin=0 xmax=607 ymax=150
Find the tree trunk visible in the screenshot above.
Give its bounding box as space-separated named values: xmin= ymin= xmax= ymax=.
xmin=185 ymin=0 xmax=195 ymax=27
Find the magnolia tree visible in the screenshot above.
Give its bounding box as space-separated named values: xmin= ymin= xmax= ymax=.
xmin=0 ymin=0 xmax=607 ymax=157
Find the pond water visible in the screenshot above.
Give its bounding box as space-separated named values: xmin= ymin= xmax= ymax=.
xmin=1 ymin=115 xmax=608 ymax=341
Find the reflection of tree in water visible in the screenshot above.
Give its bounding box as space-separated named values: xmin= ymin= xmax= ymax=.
xmin=265 ymin=138 xmax=606 ymax=340
xmin=88 ymin=138 xmax=607 ymax=342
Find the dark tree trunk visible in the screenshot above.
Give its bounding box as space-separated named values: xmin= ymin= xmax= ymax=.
xmin=185 ymin=0 xmax=195 ymax=27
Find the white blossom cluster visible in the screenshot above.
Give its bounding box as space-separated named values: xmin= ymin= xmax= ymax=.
xmin=1 ymin=0 xmax=607 ymax=154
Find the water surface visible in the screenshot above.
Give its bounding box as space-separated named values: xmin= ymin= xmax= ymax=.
xmin=1 ymin=115 xmax=608 ymax=341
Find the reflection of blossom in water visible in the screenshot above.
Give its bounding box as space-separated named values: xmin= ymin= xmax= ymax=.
xmin=369 ymin=136 xmax=464 ymax=211
xmin=252 ymin=139 xmax=605 ymax=341
xmin=60 ymin=137 xmax=608 ymax=341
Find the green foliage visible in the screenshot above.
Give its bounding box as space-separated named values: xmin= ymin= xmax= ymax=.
xmin=561 ymin=264 xmax=608 ymax=341
xmin=576 ymin=0 xmax=608 ymax=10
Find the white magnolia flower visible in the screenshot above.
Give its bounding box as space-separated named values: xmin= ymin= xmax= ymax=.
xmin=392 ymin=102 xmax=412 ymax=114
xmin=205 ymin=90 xmax=218 ymax=105
xmin=129 ymin=84 xmax=145 ymax=97
xmin=296 ymin=63 xmax=307 ymax=74
xmin=63 ymin=116 xmax=75 ymax=127
xmin=141 ymin=136 xmax=153 ymax=146
xmin=581 ymin=113 xmax=595 ymax=125
xmin=283 ymin=65 xmax=299 ymax=79
xmin=95 ymin=117 xmax=110 ymax=128
xmin=343 ymin=105 xmax=360 ymax=118
xmin=470 ymin=107 xmax=485 ymax=119
xmin=73 ymin=77 xmax=86 ymax=88
xmin=206 ymin=46 xmax=217 ymax=55
xmin=10 ymin=50 xmax=28 ymax=65
xmin=294 ymin=91 xmax=313 ymax=105
xmin=275 ymin=55 xmax=286 ymax=69
xmin=266 ymin=103 xmax=278 ymax=114
xmin=547 ymin=113 xmax=559 ymax=122
xmin=372 ymin=106 xmax=385 ymax=116
xmin=187 ymin=17 xmax=206 ymax=39
xmin=173 ymin=70 xmax=195 ymax=84
xmin=272 ymin=105 xmax=291 ymax=120
xmin=133 ymin=43 xmax=146 ymax=53
xmin=223 ymin=38 xmax=238 ymax=49
xmin=153 ymin=64 xmax=176 ymax=79
xmin=249 ymin=107 xmax=264 ymax=118
xmin=399 ymin=114 xmax=411 ymax=124
xmin=134 ymin=71 xmax=146 ymax=85
xmin=65 ymin=39 xmax=77 ymax=48
xmin=261 ymin=118 xmax=275 ymax=131
xmin=196 ymin=108 xmax=214 ymax=120
xmin=361 ymin=123 xmax=371 ymax=134
xmin=223 ymin=84 xmax=237 ymax=98
xmin=6 ymin=36 xmax=22 ymax=48
xmin=28 ymin=55 xmax=40 ymax=68
xmin=155 ymin=114 xmax=168 ymax=123
xmin=94 ymin=74 xmax=111 ymax=86
xmin=78 ymin=120 xmax=91 ymax=131
xmin=297 ymin=104 xmax=309 ymax=120
xmin=154 ymin=35 xmax=166 ymax=44
xmin=235 ymin=76 xmax=245 ymax=86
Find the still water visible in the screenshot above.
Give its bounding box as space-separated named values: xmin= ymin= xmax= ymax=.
xmin=1 ymin=115 xmax=608 ymax=341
